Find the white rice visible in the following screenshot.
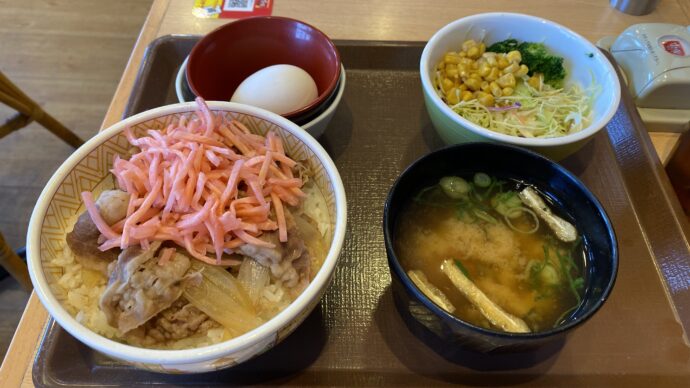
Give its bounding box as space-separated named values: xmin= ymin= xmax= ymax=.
xmin=51 ymin=183 xmax=331 ymax=349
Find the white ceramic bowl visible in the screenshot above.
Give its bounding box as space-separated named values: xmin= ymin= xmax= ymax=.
xmin=420 ymin=13 xmax=621 ymax=160
xmin=300 ymin=64 xmax=346 ymax=138
xmin=27 ymin=102 xmax=347 ymax=373
xmin=175 ymin=59 xmax=346 ymax=139
xmin=174 ymin=55 xmax=191 ymax=103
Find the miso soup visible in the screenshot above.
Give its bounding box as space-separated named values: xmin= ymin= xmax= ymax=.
xmin=395 ymin=173 xmax=585 ymax=333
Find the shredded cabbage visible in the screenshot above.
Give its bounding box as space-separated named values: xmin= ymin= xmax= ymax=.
xmin=439 ymin=80 xmax=599 ymax=139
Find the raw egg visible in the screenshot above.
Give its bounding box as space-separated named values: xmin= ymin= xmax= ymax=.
xmin=230 ymin=64 xmax=318 ymax=115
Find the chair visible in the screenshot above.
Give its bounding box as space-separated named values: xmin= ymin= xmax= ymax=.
xmin=0 ymin=70 xmax=85 ymax=290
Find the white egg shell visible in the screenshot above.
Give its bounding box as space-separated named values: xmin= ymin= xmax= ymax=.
xmin=230 ymin=64 xmax=318 ymax=115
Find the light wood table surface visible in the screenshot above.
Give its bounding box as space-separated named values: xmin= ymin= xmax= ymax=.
xmin=2 ymin=0 xmax=689 ymax=386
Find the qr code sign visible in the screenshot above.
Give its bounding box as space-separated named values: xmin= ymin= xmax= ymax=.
xmin=224 ymin=0 xmax=254 ymax=12
xmin=193 ymin=0 xmax=272 ymax=18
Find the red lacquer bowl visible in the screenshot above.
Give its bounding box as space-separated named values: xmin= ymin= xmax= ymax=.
xmin=187 ymin=16 xmax=341 ymax=120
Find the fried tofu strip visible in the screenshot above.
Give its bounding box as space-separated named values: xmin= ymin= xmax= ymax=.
xmin=518 ymin=187 xmax=577 ymax=242
xmin=408 ymin=270 xmax=456 ymax=313
xmin=441 ymin=260 xmax=530 ymax=333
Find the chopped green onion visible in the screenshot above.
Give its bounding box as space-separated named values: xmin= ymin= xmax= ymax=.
xmin=491 ymin=191 xmax=522 ymax=217
xmin=554 ymin=304 xmax=579 ymax=327
xmin=454 ymin=259 xmax=472 ymax=280
xmin=440 ymin=176 xmax=470 ymax=199
xmin=473 ymin=209 xmax=498 ymax=224
xmin=473 ymin=173 xmax=491 ymax=188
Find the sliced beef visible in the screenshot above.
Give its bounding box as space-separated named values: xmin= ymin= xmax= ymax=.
xmin=65 ymin=189 xmax=129 ymax=274
xmin=238 ymin=210 xmax=310 ymax=289
xmin=100 ymin=243 xmax=201 ymax=333
xmin=66 ymin=212 xmax=118 ymax=274
xmin=125 ymin=299 xmax=220 ymax=347
xmin=237 ymin=232 xmax=282 ymax=268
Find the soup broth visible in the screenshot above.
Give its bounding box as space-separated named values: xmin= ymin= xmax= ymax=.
xmin=395 ymin=174 xmax=585 ymax=333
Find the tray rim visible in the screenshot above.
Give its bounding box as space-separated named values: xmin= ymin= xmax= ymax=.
xmin=33 ymin=35 xmax=690 ymax=387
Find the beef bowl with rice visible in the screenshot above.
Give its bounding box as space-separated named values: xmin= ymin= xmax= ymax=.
xmin=27 ymin=99 xmax=346 ymax=373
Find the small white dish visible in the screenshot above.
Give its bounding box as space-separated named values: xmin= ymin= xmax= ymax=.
xmin=175 ymin=59 xmax=346 ymax=139
xmin=175 ymin=55 xmax=192 ymax=103
xmin=302 ymin=65 xmax=346 ymax=138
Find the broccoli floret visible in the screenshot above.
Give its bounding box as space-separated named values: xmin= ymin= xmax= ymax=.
xmin=517 ymin=42 xmax=566 ymax=88
xmin=486 ymin=39 xmax=519 ymax=53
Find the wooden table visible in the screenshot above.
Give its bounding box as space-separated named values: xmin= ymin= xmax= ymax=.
xmin=2 ymin=0 xmax=689 ymax=386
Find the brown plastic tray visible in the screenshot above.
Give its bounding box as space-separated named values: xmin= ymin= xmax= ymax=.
xmin=32 ymin=36 xmax=690 ymax=387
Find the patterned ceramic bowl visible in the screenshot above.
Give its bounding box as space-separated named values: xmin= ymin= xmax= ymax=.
xmin=27 ymin=102 xmax=347 ymax=373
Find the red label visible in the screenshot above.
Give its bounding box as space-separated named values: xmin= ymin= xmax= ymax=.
xmin=662 ymin=40 xmax=685 ymax=56
xmin=194 ymin=0 xmax=273 ymax=19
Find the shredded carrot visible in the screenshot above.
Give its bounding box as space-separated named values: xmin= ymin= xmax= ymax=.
xmin=81 ymin=192 xmax=119 ymax=239
xmin=84 ymin=98 xmax=304 ymax=265
xmin=271 ymin=192 xmax=287 ymax=242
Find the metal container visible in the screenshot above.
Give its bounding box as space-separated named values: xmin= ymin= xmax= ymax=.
xmin=610 ymin=0 xmax=660 ymax=15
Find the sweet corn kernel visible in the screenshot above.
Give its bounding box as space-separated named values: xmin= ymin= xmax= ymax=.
xmin=444 ymin=54 xmax=462 ymax=64
xmin=486 ymin=67 xmax=500 ymax=82
xmin=478 ymin=64 xmax=491 ymax=77
xmin=446 ymin=88 xmax=461 ymax=104
xmin=490 ymin=81 xmax=501 ymax=94
xmin=527 ymin=74 xmax=543 ymax=90
xmin=434 ymin=40 xmax=531 ymax=108
xmin=503 ymin=63 xmax=518 ymax=74
xmin=467 ymin=46 xmax=480 ymax=59
xmin=441 ymin=78 xmax=454 ymax=92
xmin=465 ymin=78 xmax=481 ymax=91
xmin=496 ymin=73 xmax=516 ymax=88
xmin=515 ymin=64 xmax=529 ymax=77
xmin=506 ymin=50 xmax=522 ymax=63
xmin=476 ymin=92 xmax=495 ymax=106
xmin=462 ymin=39 xmax=477 ymax=51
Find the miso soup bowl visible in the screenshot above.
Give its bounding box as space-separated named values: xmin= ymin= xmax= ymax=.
xmin=27 ymin=101 xmax=347 ymax=373
xmin=383 ymin=143 xmax=618 ymax=353
xmin=420 ymin=13 xmax=621 ymax=160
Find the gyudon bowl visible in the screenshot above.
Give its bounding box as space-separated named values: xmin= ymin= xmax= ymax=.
xmin=27 ymin=101 xmax=346 ymax=373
